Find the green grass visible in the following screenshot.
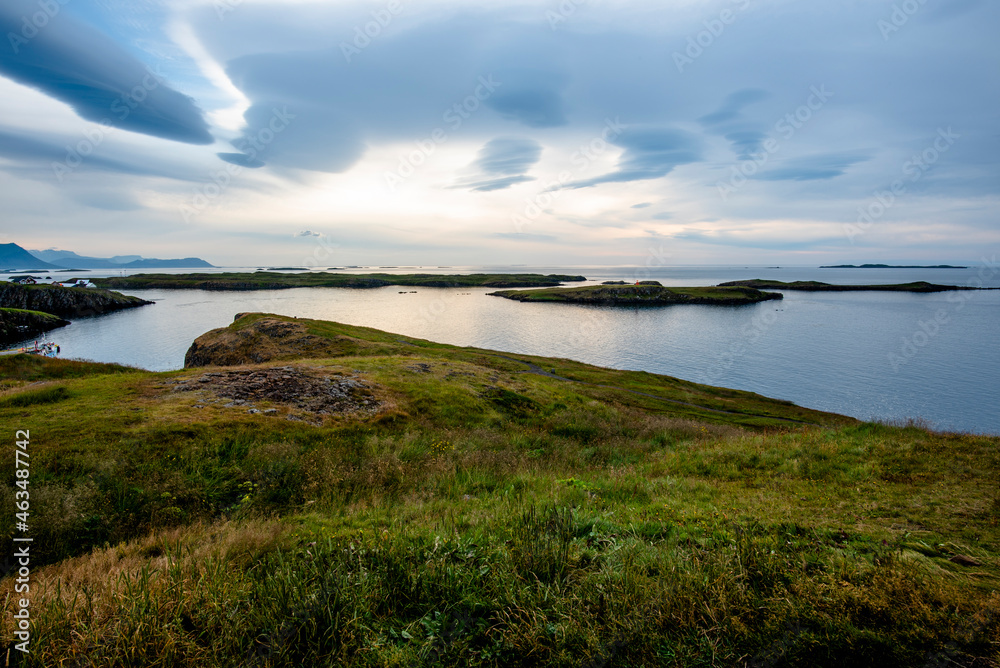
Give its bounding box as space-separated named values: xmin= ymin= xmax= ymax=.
xmin=93 ymin=272 xmax=587 ymax=291
xmin=1 ymin=315 xmax=997 ymax=666
xmin=0 ymin=307 xmax=64 ymax=321
xmin=0 ymin=353 xmax=136 ymax=381
xmin=0 ymin=384 xmax=71 ymax=408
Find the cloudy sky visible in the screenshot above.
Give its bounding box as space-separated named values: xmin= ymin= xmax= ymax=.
xmin=0 ymin=0 xmax=997 ymax=267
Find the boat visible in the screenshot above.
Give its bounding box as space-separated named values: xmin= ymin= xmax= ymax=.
xmin=0 ymin=341 xmax=60 ymax=357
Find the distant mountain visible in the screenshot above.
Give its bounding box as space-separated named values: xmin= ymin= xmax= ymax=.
xmin=29 ymin=250 xmax=121 ymax=269
xmin=28 ymin=248 xmax=214 ymax=269
xmin=123 ymin=258 xmax=214 ymax=268
xmin=0 ymin=243 xmax=62 ymax=271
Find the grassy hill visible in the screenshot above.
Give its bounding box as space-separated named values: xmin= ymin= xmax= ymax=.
xmin=1 ymin=314 xmax=997 ymax=667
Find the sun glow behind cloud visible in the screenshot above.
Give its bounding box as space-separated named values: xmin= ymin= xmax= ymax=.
xmin=0 ymin=0 xmax=996 ymax=265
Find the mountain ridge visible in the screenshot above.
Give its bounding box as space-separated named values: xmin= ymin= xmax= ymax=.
xmin=28 ymin=246 xmax=214 ymax=269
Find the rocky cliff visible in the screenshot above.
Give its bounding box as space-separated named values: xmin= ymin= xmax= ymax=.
xmin=0 ymin=308 xmax=70 ymax=345
xmin=0 ymin=283 xmax=152 ymax=318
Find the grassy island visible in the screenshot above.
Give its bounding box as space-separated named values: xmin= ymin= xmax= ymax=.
xmin=719 ymin=279 xmax=990 ymax=292
xmin=93 ymin=272 xmax=587 ymax=291
xmin=820 ymin=264 xmax=968 ymax=269
xmin=490 ymin=283 xmax=783 ymax=306
xmin=1 ymin=314 xmax=998 ymax=666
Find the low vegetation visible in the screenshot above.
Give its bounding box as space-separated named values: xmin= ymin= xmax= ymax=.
xmin=718 ymin=279 xmax=987 ymax=293
xmin=490 ymin=283 xmax=783 ymax=306
xmin=1 ymin=314 xmax=997 ymax=666
xmin=93 ymin=272 xmax=587 ymax=291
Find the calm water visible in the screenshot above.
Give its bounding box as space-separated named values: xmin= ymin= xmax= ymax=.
xmin=8 ymin=265 xmax=1000 ymax=434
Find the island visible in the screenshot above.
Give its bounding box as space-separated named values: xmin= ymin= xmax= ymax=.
xmin=93 ymin=272 xmax=587 ymax=291
xmin=2 ymin=313 xmax=997 ymax=666
xmin=820 ymin=264 xmax=968 ymax=269
xmin=718 ymin=279 xmax=991 ymax=292
xmin=489 ymin=281 xmax=782 ymax=306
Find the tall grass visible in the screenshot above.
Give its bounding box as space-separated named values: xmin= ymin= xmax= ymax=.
xmin=21 ymin=507 xmax=999 ymax=667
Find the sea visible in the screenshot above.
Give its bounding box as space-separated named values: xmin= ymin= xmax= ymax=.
xmin=5 ymin=264 xmax=999 ymax=435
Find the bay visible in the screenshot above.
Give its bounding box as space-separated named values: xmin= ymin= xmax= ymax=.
xmin=7 ymin=264 xmax=999 ymax=434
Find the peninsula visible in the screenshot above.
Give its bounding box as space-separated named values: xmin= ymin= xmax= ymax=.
xmin=0 ymin=282 xmax=152 ymax=347
xmin=0 ymin=281 xmax=152 ymax=318
xmin=718 ymin=279 xmax=990 ymax=292
xmin=1 ymin=314 xmax=997 ymax=666
xmin=0 ymin=307 xmax=69 ymax=344
xmin=94 ymin=272 xmax=586 ymax=291
xmin=489 ymin=282 xmax=782 ymax=306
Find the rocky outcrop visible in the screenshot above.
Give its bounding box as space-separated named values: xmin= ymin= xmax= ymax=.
xmin=168 ymin=366 xmax=378 ymax=416
xmin=0 ymin=283 xmax=151 ymax=318
xmin=0 ymin=308 xmax=70 ymax=345
xmin=186 ymin=316 xmax=351 ymax=367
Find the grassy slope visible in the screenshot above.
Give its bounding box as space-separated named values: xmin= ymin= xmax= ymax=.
xmin=490 ymin=284 xmax=782 ymax=305
xmin=0 ymin=314 xmax=997 ymax=667
xmin=93 ymin=272 xmax=587 ymax=291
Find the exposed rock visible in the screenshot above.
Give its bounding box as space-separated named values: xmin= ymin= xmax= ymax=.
xmin=185 ymin=317 xmax=346 ymax=367
xmin=172 ymin=365 xmax=379 ymax=416
xmin=949 ymin=554 xmax=982 ymax=567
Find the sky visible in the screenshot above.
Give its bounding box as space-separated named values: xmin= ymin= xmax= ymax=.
xmin=0 ymin=0 xmax=997 ymax=267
